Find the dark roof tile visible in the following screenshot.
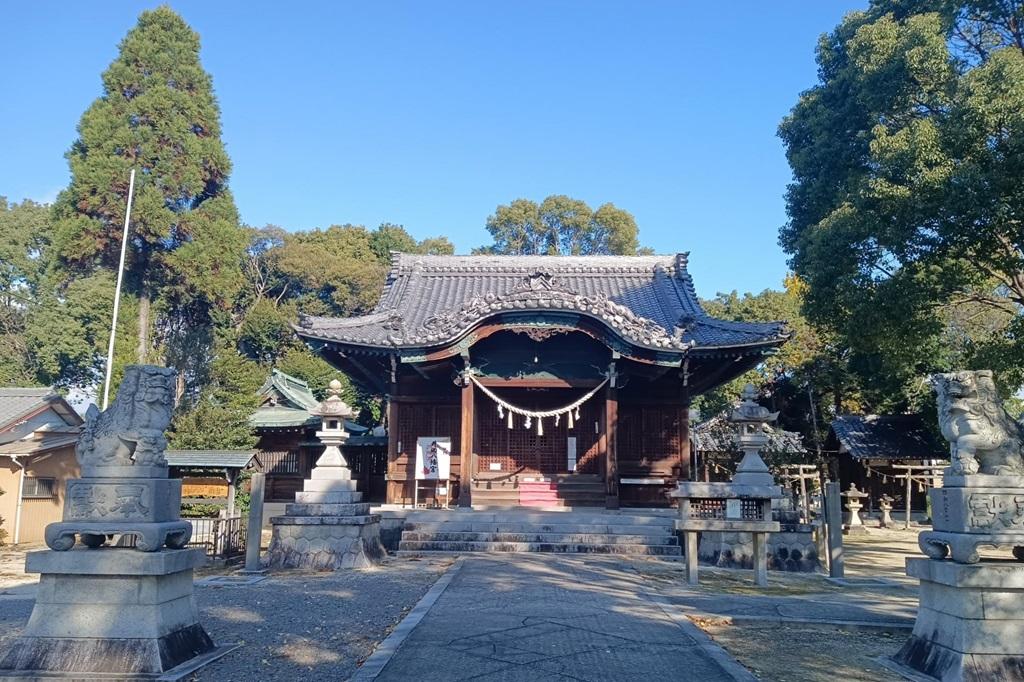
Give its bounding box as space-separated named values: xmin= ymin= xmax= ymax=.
xmin=297 ymin=253 xmax=787 ymax=354
xmin=830 ymin=415 xmax=947 ymax=461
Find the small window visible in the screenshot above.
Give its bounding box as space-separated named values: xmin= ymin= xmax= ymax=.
xmin=22 ymin=477 xmax=56 ymax=499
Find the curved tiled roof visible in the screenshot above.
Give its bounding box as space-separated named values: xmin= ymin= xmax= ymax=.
xmin=296 ymin=253 xmax=788 ymax=354
xmin=830 ymin=415 xmax=948 ymax=461
xmin=694 ymin=412 xmax=806 ymax=456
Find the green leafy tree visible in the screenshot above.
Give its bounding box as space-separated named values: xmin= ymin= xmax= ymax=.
xmin=168 ymin=345 xmax=263 ymax=449
xmin=50 ymin=6 xmax=248 ymax=386
xmin=479 ymin=195 xmax=642 ymax=255
xmin=273 ymin=224 xmax=383 ymax=315
xmin=0 ymin=198 xmax=50 ymax=385
xmin=696 ymin=276 xmax=856 ymax=448
xmin=780 ymin=1 xmax=1024 ymax=406
xmin=369 ymin=223 xmax=455 ymax=261
xmin=416 ymin=236 xmax=456 ymax=255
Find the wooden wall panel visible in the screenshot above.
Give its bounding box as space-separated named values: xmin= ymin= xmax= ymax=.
xmin=475 ymin=389 xmax=601 ymax=475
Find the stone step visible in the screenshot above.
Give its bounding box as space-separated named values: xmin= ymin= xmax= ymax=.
xmin=471 ymin=489 xmax=520 ymax=499
xmin=397 ymin=540 xmax=682 ymax=556
xmin=402 ymin=523 xmax=675 ymax=536
xmin=401 ymin=520 xmax=675 ymax=534
xmin=378 ymin=509 xmax=676 ymax=523
xmin=401 ymin=531 xmax=678 ymax=545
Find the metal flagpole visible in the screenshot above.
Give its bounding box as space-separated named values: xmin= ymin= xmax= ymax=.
xmin=101 ymin=168 xmax=137 ymax=410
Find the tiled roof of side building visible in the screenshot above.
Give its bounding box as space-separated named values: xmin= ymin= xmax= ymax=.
xmin=165 ymin=450 xmax=261 ymax=469
xmin=830 ymin=414 xmax=948 ymax=461
xmin=296 ymin=253 xmax=788 ymax=353
xmin=0 ymin=388 xmax=53 ymax=430
xmin=694 ymin=412 xmax=807 ymax=456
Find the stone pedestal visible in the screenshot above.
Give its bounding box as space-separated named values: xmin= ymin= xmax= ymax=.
xmin=46 ymin=477 xmax=192 ymax=552
xmin=699 ymin=522 xmax=822 ymax=573
xmin=0 ymin=548 xmax=231 ymax=679
xmin=266 ymin=388 xmax=385 ymax=570
xmin=266 ymin=465 xmax=386 ymax=569
xmin=892 ymin=558 xmax=1024 ymax=681
xmin=920 ymin=474 xmax=1024 ymax=564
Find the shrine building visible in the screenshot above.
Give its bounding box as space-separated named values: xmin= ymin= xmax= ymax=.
xmin=295 ymin=253 xmax=788 ymax=508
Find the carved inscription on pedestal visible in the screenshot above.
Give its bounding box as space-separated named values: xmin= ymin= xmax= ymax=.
xmin=65 ymin=482 xmax=152 ymax=522
xmin=968 ymin=493 xmax=1024 ymax=530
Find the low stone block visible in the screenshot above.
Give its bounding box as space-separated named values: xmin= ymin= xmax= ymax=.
xmin=0 ymin=551 xmax=216 ymax=677
xmin=294 ymin=490 xmax=362 ymax=504
xmin=270 ymin=514 xmax=380 ymax=526
xmin=284 ymin=502 xmax=371 ymax=516
xmin=895 ymin=558 xmax=1024 ymax=681
xmin=301 ymin=478 xmax=359 ymax=493
xmin=309 ymin=467 xmax=353 ymax=481
xmin=26 ymin=547 xmax=205 ymax=576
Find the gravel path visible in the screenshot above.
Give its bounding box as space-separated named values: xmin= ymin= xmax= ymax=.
xmin=0 ymin=555 xmax=451 ymax=682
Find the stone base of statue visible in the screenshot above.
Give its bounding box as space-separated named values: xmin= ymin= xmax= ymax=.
xmin=0 ymin=548 xmax=235 ymax=679
xmin=45 ymin=477 xmax=193 ymax=552
xmin=919 ymin=475 xmax=1024 ymax=564
xmin=890 ymin=558 xmax=1024 ymax=681
xmin=266 ymin=455 xmax=385 ymax=570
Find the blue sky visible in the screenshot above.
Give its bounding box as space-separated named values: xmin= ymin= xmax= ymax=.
xmin=1 ymin=1 xmax=862 ymax=298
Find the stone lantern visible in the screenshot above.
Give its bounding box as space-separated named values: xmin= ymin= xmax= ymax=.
xmin=670 ymin=384 xmax=782 ymax=586
xmin=841 ymin=484 xmax=869 ymax=535
xmin=267 ymin=380 xmax=385 ymax=569
xmin=878 ymin=493 xmax=895 ymax=528
xmin=312 ymin=379 xmax=354 ymax=478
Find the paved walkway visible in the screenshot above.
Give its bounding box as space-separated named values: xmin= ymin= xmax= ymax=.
xmin=656 ymin=581 xmax=917 ymax=629
xmin=365 ymin=555 xmax=753 ymax=682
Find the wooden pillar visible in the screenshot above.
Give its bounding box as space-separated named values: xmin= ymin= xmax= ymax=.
xmin=386 ymin=397 xmax=401 ymax=504
xmin=679 ymin=401 xmax=691 ymax=480
xmin=605 ymin=385 xmax=619 ymax=509
xmin=459 ymin=380 xmax=475 ymax=508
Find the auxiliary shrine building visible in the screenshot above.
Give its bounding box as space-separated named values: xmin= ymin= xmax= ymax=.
xmin=296 ymin=253 xmax=788 ymax=508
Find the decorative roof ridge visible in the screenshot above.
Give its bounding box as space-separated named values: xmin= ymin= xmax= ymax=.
xmin=390 ymin=252 xmax=686 ymax=276
xmin=834 ymin=413 xmax=924 ymax=423
xmin=372 ymin=251 xmax=407 ymax=313
xmin=690 ymin=315 xmax=788 ymax=334
xmin=0 ymin=387 xmax=54 ymax=397
xmin=299 ymin=310 xmax=398 ymax=329
xmin=262 ymin=368 xmax=319 ymax=411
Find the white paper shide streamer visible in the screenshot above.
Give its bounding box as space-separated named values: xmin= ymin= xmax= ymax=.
xmin=470 ymin=375 xmax=608 ymax=436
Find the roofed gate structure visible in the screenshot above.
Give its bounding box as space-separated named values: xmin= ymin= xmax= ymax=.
xmin=295 ymin=253 xmax=788 ymax=508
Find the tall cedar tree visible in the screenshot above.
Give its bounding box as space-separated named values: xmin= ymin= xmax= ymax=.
xmin=50 ymin=6 xmax=247 ymax=387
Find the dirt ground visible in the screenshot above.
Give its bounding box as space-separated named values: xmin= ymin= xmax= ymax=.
xmin=683 ymin=527 xmax=922 ymax=681
xmin=700 ymin=621 xmax=903 ymax=682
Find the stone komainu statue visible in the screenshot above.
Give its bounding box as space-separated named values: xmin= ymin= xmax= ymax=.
xmin=76 ymin=365 xmax=175 ymax=474
xmin=45 ymin=364 xmax=190 ymax=552
xmin=931 ymin=370 xmax=1024 ymax=476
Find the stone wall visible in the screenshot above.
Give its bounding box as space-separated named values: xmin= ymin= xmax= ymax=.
xmin=698 ymin=522 xmax=823 ymax=573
